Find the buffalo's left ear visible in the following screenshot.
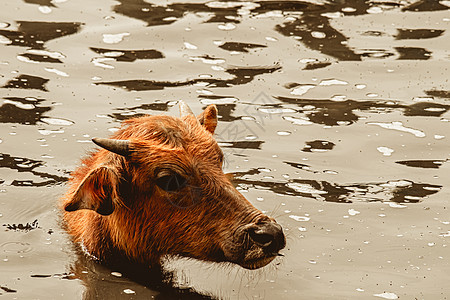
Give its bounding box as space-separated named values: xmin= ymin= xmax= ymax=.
xmin=64 ymin=166 xmax=119 ymax=216
xmin=197 ymin=104 xmax=218 ymax=134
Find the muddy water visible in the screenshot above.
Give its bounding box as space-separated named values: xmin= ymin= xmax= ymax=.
xmin=0 ymin=0 xmax=449 ymax=299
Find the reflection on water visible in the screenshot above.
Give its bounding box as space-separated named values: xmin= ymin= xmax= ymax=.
xmin=90 ymin=47 xmax=164 ymax=62
xmin=426 ymin=90 xmax=450 ymax=99
xmin=4 ymin=219 xmax=39 ymax=232
xmin=113 ymin=0 xmax=246 ymax=26
xmin=1 ymin=0 xmax=449 ymax=298
xmin=108 ymin=102 xmax=170 ymax=121
xmin=0 ymin=153 xmax=68 ymax=187
xmin=218 ymin=42 xmax=267 ymax=53
xmin=277 ymin=15 xmax=361 ymax=61
xmin=395 ymin=47 xmax=431 ymax=60
xmin=395 ymin=29 xmax=445 ymax=40
xmin=396 ymin=160 xmax=448 ymax=169
xmin=301 ymin=140 xmax=335 ymax=153
xmin=0 ymin=21 xmax=81 ymax=49
xmin=23 ymin=0 xmax=55 ymax=7
xmin=68 ymin=249 xmax=215 ymax=300
xmin=0 ymin=97 xmax=51 ymax=125
xmin=276 ymin=97 xmax=450 ymax=126
xmin=3 ymin=75 xmax=49 ymax=91
xmin=98 ymin=66 xmax=281 ymax=91
xmin=402 ymin=0 xmax=450 ymax=12
xmin=232 ymin=169 xmax=442 ymax=204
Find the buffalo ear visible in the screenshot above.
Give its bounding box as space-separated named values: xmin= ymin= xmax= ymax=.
xmin=64 ymin=166 xmax=119 ymax=216
xmin=197 ymin=104 xmax=218 ymax=134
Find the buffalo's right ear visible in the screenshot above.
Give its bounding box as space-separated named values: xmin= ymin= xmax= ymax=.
xmin=64 ymin=166 xmax=119 ymax=216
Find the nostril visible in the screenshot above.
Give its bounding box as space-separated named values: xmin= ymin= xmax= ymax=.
xmin=249 ymin=228 xmax=274 ymax=247
xmin=248 ymin=222 xmax=286 ymax=253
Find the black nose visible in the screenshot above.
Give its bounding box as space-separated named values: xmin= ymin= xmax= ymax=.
xmin=248 ymin=222 xmax=286 ymax=254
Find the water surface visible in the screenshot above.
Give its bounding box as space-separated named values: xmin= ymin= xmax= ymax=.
xmin=1 ymin=0 xmax=449 ymax=299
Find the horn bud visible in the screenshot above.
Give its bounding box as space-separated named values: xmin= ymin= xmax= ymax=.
xmin=179 ymin=100 xmax=195 ymax=117
xmin=92 ymin=138 xmax=130 ymax=156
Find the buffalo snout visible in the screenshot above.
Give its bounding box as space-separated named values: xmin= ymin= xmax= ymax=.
xmin=248 ymin=222 xmax=286 ymax=255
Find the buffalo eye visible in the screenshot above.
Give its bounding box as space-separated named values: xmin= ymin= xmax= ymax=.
xmin=155 ymin=173 xmax=187 ymax=192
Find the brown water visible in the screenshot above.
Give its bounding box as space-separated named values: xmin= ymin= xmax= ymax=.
xmin=0 ymin=0 xmax=449 ymax=299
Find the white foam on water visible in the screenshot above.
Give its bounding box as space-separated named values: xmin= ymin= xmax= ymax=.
xmin=368 ymin=121 xmax=426 ymax=138
xmin=102 ymin=33 xmax=130 ymax=44
xmin=289 ymin=215 xmax=310 ymax=222
xmin=377 ymin=146 xmax=394 ymax=156
xmin=45 ymin=68 xmax=69 ymax=77
xmin=283 ymin=116 xmax=313 ymax=125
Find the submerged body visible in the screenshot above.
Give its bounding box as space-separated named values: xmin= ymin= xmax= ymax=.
xmin=62 ymin=102 xmax=285 ymax=270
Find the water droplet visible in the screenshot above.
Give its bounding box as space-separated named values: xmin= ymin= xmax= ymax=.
xmin=311 ymin=31 xmax=326 ymax=39
xmin=287 ymin=183 xmax=327 ymax=195
xmin=3 ymin=99 xmax=34 ymax=110
xmin=298 ymin=227 xmax=307 ymax=232
xmin=283 ymin=116 xmax=313 ymax=125
xmin=218 ymin=23 xmax=236 ymax=31
xmin=41 ymin=117 xmax=74 ymax=126
xmin=368 ymin=122 xmax=425 ymax=138
xmin=265 ymin=36 xmax=278 ymax=42
xmin=0 ymin=35 xmax=12 ymax=44
xmin=200 ymin=97 xmax=237 ymax=105
xmin=196 ymin=89 xmax=214 ymax=96
xmin=342 ymin=7 xmax=356 ymax=12
xmin=289 ymin=215 xmax=310 ymax=222
xmin=319 ymin=79 xmax=348 ymax=86
xmin=355 ymin=84 xmax=366 ymax=89
xmin=44 ymin=68 xmax=69 ymax=77
xmin=377 ymin=146 xmax=394 ymax=156
xmin=277 ymin=131 xmax=291 ymax=136
xmin=211 ymin=65 xmax=225 ymax=71
xmin=123 ymin=289 xmax=135 ymax=294
xmin=331 ymin=95 xmax=347 ymax=101
xmin=348 ymin=209 xmax=360 ymax=216
xmin=388 ymin=202 xmax=407 ymax=208
xmin=258 ymin=107 xmax=296 ymax=114
xmin=17 ymin=55 xmax=39 ymax=64
xmin=163 ymin=16 xmax=177 ymax=22
xmin=38 ymin=6 xmax=52 ymax=14
xmin=111 ymin=272 xmax=122 ymax=277
xmin=38 ymin=129 xmax=65 ymax=135
xmin=290 ymin=85 xmax=315 ymax=96
xmin=321 ymin=12 xmax=343 ymax=19
xmin=91 ymin=57 xmax=115 ymax=69
xmin=367 ymin=6 xmax=383 ymax=14
xmin=324 ymin=170 xmax=338 ymax=175
xmin=103 ymin=33 xmax=130 ymax=44
xmin=299 ymin=58 xmax=316 ymax=64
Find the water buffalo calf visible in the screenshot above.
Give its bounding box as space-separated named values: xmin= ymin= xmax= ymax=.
xmin=62 ymin=102 xmax=285 ymax=270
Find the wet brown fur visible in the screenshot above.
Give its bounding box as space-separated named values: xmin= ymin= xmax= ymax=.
xmin=62 ymin=104 xmax=282 ymax=269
